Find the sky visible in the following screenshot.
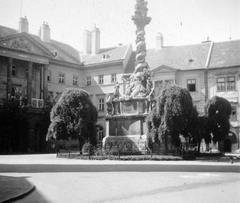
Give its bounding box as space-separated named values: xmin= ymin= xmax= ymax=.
xmin=0 ymin=0 xmax=239 ymax=51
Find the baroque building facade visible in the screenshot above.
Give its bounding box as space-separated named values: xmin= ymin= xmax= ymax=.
xmin=0 ymin=17 xmax=239 ymax=152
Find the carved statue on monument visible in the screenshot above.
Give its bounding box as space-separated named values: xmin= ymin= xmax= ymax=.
xmin=113 ymin=81 xmax=120 ymax=100
xmin=106 ymin=93 xmax=113 ymax=116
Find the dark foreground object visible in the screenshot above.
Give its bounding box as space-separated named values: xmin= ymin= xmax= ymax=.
xmin=0 ymin=176 xmax=35 ymax=203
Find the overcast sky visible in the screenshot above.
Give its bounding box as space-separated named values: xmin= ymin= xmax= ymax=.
xmin=0 ymin=0 xmax=239 ymax=51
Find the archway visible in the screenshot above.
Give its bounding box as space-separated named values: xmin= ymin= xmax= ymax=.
xmin=223 ymin=139 xmax=231 ymax=152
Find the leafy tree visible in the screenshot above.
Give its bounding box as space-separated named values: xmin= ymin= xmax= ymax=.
xmin=146 ymin=84 xmax=199 ymax=154
xmin=47 ymin=88 xmax=98 ymax=152
xmin=37 ymin=100 xmax=53 ymax=152
xmin=204 ymin=96 xmax=231 ymax=144
xmin=146 ymin=107 xmax=160 ymax=152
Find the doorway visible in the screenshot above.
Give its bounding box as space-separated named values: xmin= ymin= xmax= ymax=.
xmin=223 ymin=139 xmax=231 ymax=152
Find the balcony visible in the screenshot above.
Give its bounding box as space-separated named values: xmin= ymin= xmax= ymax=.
xmin=31 ymin=98 xmax=44 ymax=108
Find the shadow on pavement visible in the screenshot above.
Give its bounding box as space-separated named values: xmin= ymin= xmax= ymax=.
xmin=12 ymin=187 xmax=50 ymax=203
xmin=0 ymin=175 xmax=37 ymax=203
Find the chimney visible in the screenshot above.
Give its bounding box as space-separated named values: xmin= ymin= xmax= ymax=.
xmin=156 ymin=32 xmax=163 ymax=50
xmin=83 ymin=30 xmax=92 ymax=55
xmin=91 ymin=24 xmax=100 ymax=55
xmin=19 ymin=16 xmax=29 ymax=33
xmin=38 ymin=27 xmax=41 ymax=38
xmin=41 ymin=22 xmax=50 ymax=42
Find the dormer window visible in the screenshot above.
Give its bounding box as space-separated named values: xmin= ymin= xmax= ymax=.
xmin=102 ymin=54 xmax=110 ymax=60
xmin=52 ymin=51 xmax=58 ymax=57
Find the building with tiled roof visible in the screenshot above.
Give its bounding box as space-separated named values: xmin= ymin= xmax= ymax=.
xmin=0 ymin=17 xmax=134 ymax=152
xmin=0 ymin=17 xmax=239 ymax=153
xmin=124 ymin=35 xmax=240 ymax=152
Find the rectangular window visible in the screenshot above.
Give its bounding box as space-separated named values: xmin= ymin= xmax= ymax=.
xmin=86 ymin=76 xmax=91 ymax=86
xmin=187 ymin=79 xmax=196 ymax=92
xmin=111 ymin=73 xmax=116 ymax=83
xmin=26 ymin=68 xmax=28 ymax=78
xmin=98 ymin=98 xmax=104 ymax=111
xmin=227 ymin=76 xmax=235 ymax=90
xmin=47 ymin=70 xmax=51 ymax=82
xmin=12 ymin=65 xmax=16 ymax=76
xmin=98 ymin=75 xmax=104 ymax=84
xmin=217 ymin=77 xmax=225 ymax=91
xmin=73 ymin=76 xmax=78 ymax=86
xmin=154 ymin=80 xmax=163 ymax=88
xmin=165 ymin=79 xmax=174 ymax=84
xmin=230 ymin=106 xmax=237 ymax=121
xmin=59 ymin=73 xmax=65 ymax=84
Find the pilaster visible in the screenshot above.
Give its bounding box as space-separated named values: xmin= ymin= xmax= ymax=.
xmin=6 ymin=57 xmax=13 ymax=100
xmin=27 ymin=62 xmax=33 ymax=105
xmin=43 ymin=64 xmax=49 ymax=101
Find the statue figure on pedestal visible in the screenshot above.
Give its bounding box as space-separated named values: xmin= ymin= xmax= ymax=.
xmin=106 ymin=93 xmax=113 ymax=116
xmin=113 ymin=81 xmax=120 ymax=100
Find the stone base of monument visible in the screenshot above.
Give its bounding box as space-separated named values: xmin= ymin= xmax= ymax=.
xmin=104 ymin=98 xmax=151 ymax=155
xmin=103 ymin=135 xmax=147 ymax=155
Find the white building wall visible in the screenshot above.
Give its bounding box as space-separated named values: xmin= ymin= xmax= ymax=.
xmin=47 ymin=64 xmax=83 ymax=103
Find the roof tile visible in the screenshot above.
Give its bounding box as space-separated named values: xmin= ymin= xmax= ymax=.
xmin=125 ymin=43 xmax=212 ymax=73
xmin=82 ymin=45 xmax=129 ymax=65
xmin=209 ymin=40 xmax=240 ymax=68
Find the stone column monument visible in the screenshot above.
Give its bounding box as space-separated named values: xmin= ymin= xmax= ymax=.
xmin=103 ymin=0 xmax=154 ymax=154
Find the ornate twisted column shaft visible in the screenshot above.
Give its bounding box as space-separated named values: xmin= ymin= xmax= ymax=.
xmin=132 ymin=0 xmax=151 ymax=74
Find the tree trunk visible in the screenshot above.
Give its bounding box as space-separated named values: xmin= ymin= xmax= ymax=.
xmin=118 ymin=148 xmax=120 ymax=160
xmin=197 ymin=139 xmax=201 ymax=154
xmin=164 ymin=134 xmax=169 ymax=155
xmin=78 ymin=139 xmax=82 ymax=155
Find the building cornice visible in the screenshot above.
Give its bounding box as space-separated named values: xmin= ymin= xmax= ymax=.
xmin=208 ymin=65 xmax=240 ymax=70
xmin=0 ymin=45 xmax=51 ymax=59
xmin=49 ymin=58 xmax=82 ymax=69
xmin=0 ymin=46 xmax=50 ymax=64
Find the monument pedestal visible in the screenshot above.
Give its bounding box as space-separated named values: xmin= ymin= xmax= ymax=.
xmin=103 ymin=98 xmax=150 ymax=154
